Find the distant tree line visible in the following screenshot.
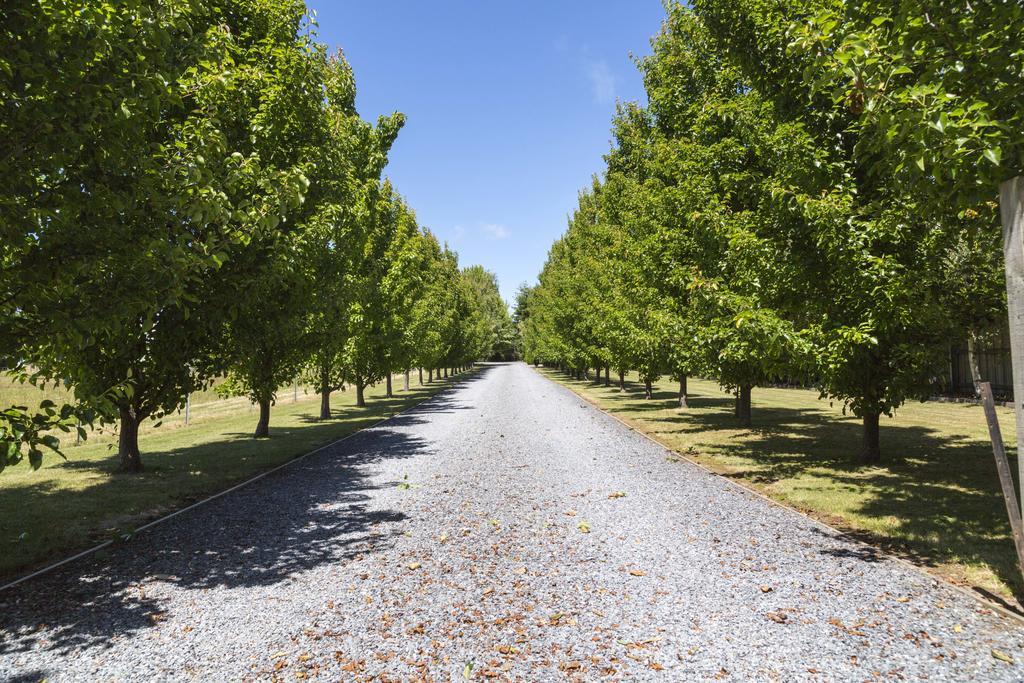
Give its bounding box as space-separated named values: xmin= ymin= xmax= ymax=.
xmin=520 ymin=1 xmax=1022 ymax=463
xmin=0 ymin=0 xmax=507 ymax=473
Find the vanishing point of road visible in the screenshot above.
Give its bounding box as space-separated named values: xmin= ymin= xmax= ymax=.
xmin=2 ymin=363 xmax=1023 ymax=681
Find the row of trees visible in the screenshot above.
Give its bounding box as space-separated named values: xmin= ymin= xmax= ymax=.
xmin=1 ymin=0 xmax=504 ymax=473
xmin=521 ymin=0 xmax=1023 ymax=463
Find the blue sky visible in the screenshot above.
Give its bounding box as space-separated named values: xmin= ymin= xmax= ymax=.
xmin=307 ymin=1 xmax=667 ymax=304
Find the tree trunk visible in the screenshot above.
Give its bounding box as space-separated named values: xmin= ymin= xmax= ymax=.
xmin=386 ymin=373 xmax=393 ymax=398
xmin=604 ymin=364 xmax=611 ymax=387
xmin=356 ymin=380 xmax=366 ymax=407
xmin=679 ymin=375 xmax=688 ymax=409
xmin=594 ymin=366 xmax=602 ymax=384
xmin=444 ymin=367 xmax=448 ymax=379
xmin=319 ymin=364 xmax=331 ymax=420
xmin=967 ymin=332 xmax=983 ymax=397
xmin=736 ymin=385 xmax=752 ymax=427
xmin=117 ymin=406 xmax=143 ymax=473
xmin=404 ymin=370 xmax=410 ymax=391
xmin=320 ymin=388 xmax=331 ymax=420
xmin=859 ymin=410 xmax=881 ymax=464
xmin=618 ymin=370 xmax=625 ymax=392
xmin=419 ymin=367 xmax=423 ymax=385
xmin=254 ymin=398 xmax=271 ymax=438
xmin=644 ymin=379 xmax=653 ymax=399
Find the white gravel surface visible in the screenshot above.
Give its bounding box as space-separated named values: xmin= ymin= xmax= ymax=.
xmin=2 ymin=362 xmax=1024 ymax=681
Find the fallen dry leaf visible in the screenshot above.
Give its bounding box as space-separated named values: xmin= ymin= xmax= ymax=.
xmin=628 ymin=569 xmax=647 ymax=577
xmin=760 ymin=586 xmax=773 ymax=593
xmin=407 ymin=562 xmax=422 ymax=570
xmin=766 ymin=611 xmax=788 ymax=624
xmin=608 ymin=491 xmax=627 ymax=499
xmin=993 ymin=649 xmax=1015 ymax=665
xmin=578 ymin=521 xmax=591 ymax=534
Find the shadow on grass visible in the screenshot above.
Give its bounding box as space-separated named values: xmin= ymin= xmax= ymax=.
xmin=544 ymin=368 xmax=1024 ymax=603
xmin=0 ymin=368 xmax=492 ymax=659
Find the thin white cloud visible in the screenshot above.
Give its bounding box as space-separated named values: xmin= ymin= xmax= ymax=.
xmin=482 ymin=223 xmax=510 ymax=240
xmin=585 ymin=59 xmax=616 ymax=105
xmin=451 ymin=224 xmax=466 ymax=242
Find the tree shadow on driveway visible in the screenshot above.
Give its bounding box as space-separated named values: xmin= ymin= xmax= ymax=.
xmin=0 ymin=416 xmax=435 ymax=658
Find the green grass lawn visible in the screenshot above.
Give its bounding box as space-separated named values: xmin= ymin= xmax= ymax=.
xmin=540 ymin=367 xmax=1024 ymax=608
xmin=0 ymin=371 xmax=468 ymax=582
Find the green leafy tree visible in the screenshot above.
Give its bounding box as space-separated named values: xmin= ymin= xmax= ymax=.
xmin=377 ymin=200 xmax=431 ymax=397
xmin=410 ymin=237 xmax=463 ymax=381
xmin=300 ymin=55 xmax=403 ymax=418
xmin=341 ymin=177 xmax=418 ymax=406
xmin=786 ymin=1 xmax=1024 ymax=207
xmin=0 ymin=1 xmax=228 ymax=469
xmin=461 ymin=266 xmax=514 ymax=361
xmin=694 ymin=0 xmax=986 ymax=459
xmin=6 ymin=1 xmax=323 ymax=471
xmin=217 ymin=237 xmax=313 ymax=438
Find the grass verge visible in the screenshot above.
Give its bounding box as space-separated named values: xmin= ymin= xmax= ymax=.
xmin=0 ymin=371 xmax=469 ymax=582
xmin=538 ymin=367 xmax=1023 ymax=609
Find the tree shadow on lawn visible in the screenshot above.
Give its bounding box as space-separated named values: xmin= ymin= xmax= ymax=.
xmin=547 ymin=371 xmax=735 ymax=412
xmin=0 ymin=406 xmax=442 ymax=659
xmin=641 ymin=396 xmax=1024 ymax=602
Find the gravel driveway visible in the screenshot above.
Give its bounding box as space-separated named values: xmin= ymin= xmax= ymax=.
xmin=2 ymin=362 xmax=1023 ymax=681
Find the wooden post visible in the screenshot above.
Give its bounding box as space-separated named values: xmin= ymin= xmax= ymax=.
xmin=1001 ymin=176 xmax=1024 ymax=519
xmin=979 ymin=381 xmax=1024 ymax=584
xmin=184 ymin=395 xmax=190 ymax=426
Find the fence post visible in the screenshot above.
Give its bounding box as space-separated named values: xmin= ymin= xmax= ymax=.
xmin=979 ymin=381 xmax=1024 ymax=586
xmin=1000 ymin=176 xmax=1024 ymax=519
